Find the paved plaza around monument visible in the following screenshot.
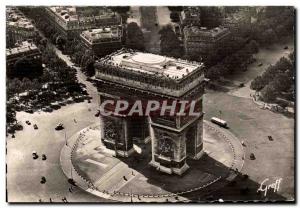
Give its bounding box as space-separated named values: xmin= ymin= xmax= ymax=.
xmin=60 ymin=120 xmax=244 ymax=202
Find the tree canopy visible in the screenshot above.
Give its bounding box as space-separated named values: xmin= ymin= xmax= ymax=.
xmin=159 ymin=25 xmax=183 ymax=58
xmin=125 ymin=22 xmax=145 ymax=50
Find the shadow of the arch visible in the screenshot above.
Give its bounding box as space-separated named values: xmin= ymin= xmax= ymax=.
xmin=119 ymin=150 xmax=288 ymax=202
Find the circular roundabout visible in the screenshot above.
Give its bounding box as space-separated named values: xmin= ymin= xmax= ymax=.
xmin=60 ymin=120 xmax=244 ymax=202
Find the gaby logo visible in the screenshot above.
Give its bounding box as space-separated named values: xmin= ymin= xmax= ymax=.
xmin=99 ymin=99 xmax=201 ymax=117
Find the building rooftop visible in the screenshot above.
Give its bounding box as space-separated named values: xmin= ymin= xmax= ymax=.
xmin=96 ymin=49 xmax=206 ymax=97
xmin=6 ymin=41 xmax=38 ymax=56
xmin=184 ymin=26 xmax=230 ymax=38
xmin=49 ymin=6 xmax=79 ymax=22
xmin=181 ymin=7 xmax=201 ymax=20
xmin=6 ymin=7 xmax=34 ymax=30
xmin=102 ymin=50 xmax=203 ymax=80
xmin=224 ymin=8 xmax=251 ymax=25
xmin=81 ymin=27 xmax=121 ymax=43
xmin=48 ymin=6 xmax=119 ymax=23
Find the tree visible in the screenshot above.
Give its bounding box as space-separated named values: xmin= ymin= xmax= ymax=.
xmin=159 ymin=25 xmax=182 ymax=58
xmin=56 ymin=36 xmax=67 ymax=50
xmin=205 ymin=64 xmax=222 ymax=80
xmin=200 ymin=7 xmax=223 ymax=29
xmin=272 ymin=73 xmax=292 ymax=92
xmin=253 ymin=7 xmax=294 ymax=45
xmin=110 ymin=6 xmax=130 ymax=24
xmin=274 ymin=57 xmax=292 ymax=73
xmin=22 ymin=77 xmax=33 ymax=90
xmin=125 ymin=22 xmax=145 ymax=50
xmin=261 ymin=84 xmax=278 ymax=102
xmin=247 ymin=40 xmax=259 ymax=54
xmin=260 ymin=28 xmax=278 ymax=45
xmin=85 ymin=59 xmax=95 ymax=77
xmin=170 ymin=11 xmax=180 ymax=23
xmin=251 ymin=76 xmax=266 ymax=91
xmin=7 ymin=78 xmax=22 ymax=96
xmin=167 ymin=6 xmax=183 ymax=12
xmin=40 ymin=70 xmax=53 ymax=83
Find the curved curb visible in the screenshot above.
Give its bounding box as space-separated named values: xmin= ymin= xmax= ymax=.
xmin=59 ymin=121 xmax=245 ymax=202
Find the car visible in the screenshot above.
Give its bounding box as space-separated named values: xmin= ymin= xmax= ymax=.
xmin=42 ymin=107 xmax=53 ymax=113
xmin=284 ymin=46 xmax=288 ymax=49
xmin=25 ymin=109 xmax=34 ymax=114
xmin=13 ymin=123 xmax=23 ymax=131
xmin=40 ymin=176 xmax=46 ymax=184
xmin=59 ymin=101 xmax=66 ymax=106
xmin=33 ymin=124 xmax=38 ymax=130
xmin=250 ymin=153 xmax=256 ymax=160
xmin=239 ymin=83 xmax=245 ymax=88
xmin=55 ymin=123 xmax=64 ymax=131
xmin=25 ymin=120 xmax=31 ymax=125
xmin=258 ymin=63 xmax=263 ymax=67
xmin=95 ymin=110 xmax=100 ymax=117
xmin=51 ymin=104 xmax=61 ymax=110
xmin=32 ymin=151 xmax=38 ymax=159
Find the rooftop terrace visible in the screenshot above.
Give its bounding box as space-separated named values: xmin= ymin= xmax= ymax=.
xmin=105 ymin=51 xmax=202 ymax=80
xmin=95 ymin=50 xmax=206 ymax=97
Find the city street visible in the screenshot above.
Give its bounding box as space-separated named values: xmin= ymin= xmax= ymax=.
xmin=204 ymin=91 xmax=294 ymax=200
xmin=6 ymin=44 xmax=105 ymax=202
xmin=228 ymin=38 xmax=294 ymax=99
xmin=6 ymin=7 xmax=294 ymax=202
xmin=60 ymin=121 xmax=244 ymax=202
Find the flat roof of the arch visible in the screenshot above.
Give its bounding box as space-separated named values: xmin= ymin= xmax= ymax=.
xmin=107 ymin=51 xmax=203 ymax=80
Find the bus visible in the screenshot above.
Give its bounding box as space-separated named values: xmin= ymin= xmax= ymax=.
xmin=211 ymin=117 xmax=227 ymax=128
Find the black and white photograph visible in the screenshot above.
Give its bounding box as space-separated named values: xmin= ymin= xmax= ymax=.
xmin=5 ymin=3 xmax=295 ymax=204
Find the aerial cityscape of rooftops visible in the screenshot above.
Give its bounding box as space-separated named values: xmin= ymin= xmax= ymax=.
xmin=6 ymin=6 xmax=295 ymax=203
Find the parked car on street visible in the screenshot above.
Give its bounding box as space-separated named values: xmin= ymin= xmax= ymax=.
xmin=55 ymin=123 xmax=64 ymax=130
xmin=40 ymin=176 xmax=46 ymax=184
xmin=25 ymin=109 xmax=34 ymax=114
xmin=42 ymin=107 xmax=53 ymax=112
xmin=95 ymin=110 xmax=100 ymax=117
xmin=51 ymin=104 xmax=61 ymax=110
xmin=32 ymin=151 xmax=38 ymax=159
